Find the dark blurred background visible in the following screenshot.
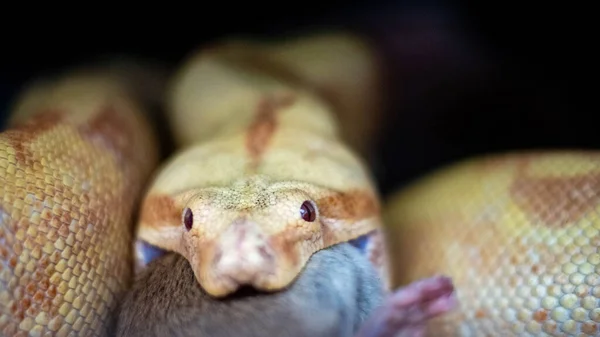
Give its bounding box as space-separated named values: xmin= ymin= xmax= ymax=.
xmin=0 ymin=3 xmax=594 ymax=196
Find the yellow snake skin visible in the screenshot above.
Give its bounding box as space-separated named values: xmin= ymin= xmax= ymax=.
xmin=136 ymin=32 xmax=389 ymax=297
xmin=0 ymin=71 xmax=159 ymax=336
xmin=4 ymin=31 xmax=596 ymax=337
xmin=385 ymin=151 xmax=600 ymax=336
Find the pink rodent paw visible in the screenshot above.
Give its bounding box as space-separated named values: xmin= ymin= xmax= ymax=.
xmin=356 ymin=275 xmax=457 ymax=337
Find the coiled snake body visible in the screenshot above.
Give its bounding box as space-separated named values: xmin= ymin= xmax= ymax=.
xmin=386 ymin=152 xmax=600 ymax=336
xmin=0 ymin=71 xmax=160 ymax=336
xmin=1 ymin=32 xmax=598 ymax=337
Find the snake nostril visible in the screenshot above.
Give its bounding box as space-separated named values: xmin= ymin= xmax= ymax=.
xmin=258 ymin=245 xmax=274 ymax=263
xmin=258 ymin=246 xmax=277 ymax=277
xmin=212 ymin=248 xmax=223 ymax=266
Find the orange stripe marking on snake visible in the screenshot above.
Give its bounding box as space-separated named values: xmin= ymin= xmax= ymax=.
xmin=510 ymin=172 xmax=600 ymax=229
xmin=140 ymin=195 xmax=181 ymax=227
xmin=317 ymin=190 xmax=380 ymax=220
xmin=317 ymin=190 xmax=380 ymax=245
xmin=3 ymin=110 xmax=64 ymax=164
xmin=245 ymin=94 xmax=295 ymax=163
xmin=79 ymin=105 xmax=136 ymax=168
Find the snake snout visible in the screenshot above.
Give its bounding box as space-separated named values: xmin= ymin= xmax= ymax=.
xmin=212 ymin=219 xmax=276 ymax=288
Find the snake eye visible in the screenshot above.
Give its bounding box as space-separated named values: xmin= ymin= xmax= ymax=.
xmin=183 ymin=208 xmax=193 ymax=231
xmin=300 ymin=200 xmax=316 ymax=222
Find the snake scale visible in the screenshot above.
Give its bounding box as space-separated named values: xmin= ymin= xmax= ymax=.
xmin=1 ymin=31 xmax=598 ymax=337
xmin=0 ymin=68 xmax=161 ymax=336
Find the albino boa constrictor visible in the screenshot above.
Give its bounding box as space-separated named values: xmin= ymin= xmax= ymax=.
xmin=0 ymin=32 xmax=396 ymax=336
xmin=1 ymin=30 xmax=597 ymax=337
xmin=134 ymin=33 xmax=390 ymax=297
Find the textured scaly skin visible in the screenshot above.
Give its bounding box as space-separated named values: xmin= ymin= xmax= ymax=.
xmin=385 ymin=151 xmax=600 ymax=336
xmin=0 ymin=71 xmax=160 ymax=336
xmin=135 ymin=32 xmax=390 ymax=297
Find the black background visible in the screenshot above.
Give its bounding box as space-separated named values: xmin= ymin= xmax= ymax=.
xmin=1 ymin=3 xmax=595 ymax=196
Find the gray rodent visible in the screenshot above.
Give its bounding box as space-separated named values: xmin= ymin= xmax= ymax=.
xmin=114 ymin=243 xmax=386 ymax=337
xmin=114 ymin=242 xmax=456 ymax=337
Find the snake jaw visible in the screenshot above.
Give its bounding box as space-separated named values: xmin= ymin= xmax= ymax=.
xmin=191 ymin=217 xmax=304 ymax=297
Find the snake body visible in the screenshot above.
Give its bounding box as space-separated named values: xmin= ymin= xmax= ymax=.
xmin=1 ymin=30 xmax=596 ymax=337
xmin=0 ymin=69 xmax=160 ymax=336
xmin=385 ymin=151 xmax=600 ymax=336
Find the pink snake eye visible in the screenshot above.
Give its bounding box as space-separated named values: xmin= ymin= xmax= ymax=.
xmin=183 ymin=208 xmax=193 ymax=231
xmin=300 ymin=201 xmax=316 ymax=222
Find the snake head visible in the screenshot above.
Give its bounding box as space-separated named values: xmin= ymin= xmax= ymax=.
xmin=136 ymin=177 xmax=381 ymax=297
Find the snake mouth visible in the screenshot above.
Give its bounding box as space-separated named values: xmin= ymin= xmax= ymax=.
xmin=134 ymin=239 xmax=168 ymax=272
xmin=206 ymin=270 xmax=282 ymax=298
xmin=200 ymin=257 xmax=289 ymax=298
xmin=219 ymin=284 xmax=274 ymax=300
xmin=196 ymin=243 xmax=291 ymax=298
xmin=348 ymin=230 xmax=376 ymax=254
xmin=193 ymin=217 xmax=305 ymax=297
